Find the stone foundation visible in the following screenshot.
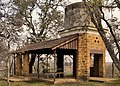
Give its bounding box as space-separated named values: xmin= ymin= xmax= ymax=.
xmin=76 ymin=33 xmax=106 ymax=80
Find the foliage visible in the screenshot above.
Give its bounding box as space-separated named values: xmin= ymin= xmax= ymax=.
xmin=10 ymin=0 xmax=68 ymax=42
xmin=0 ymin=0 xmax=68 ymax=85
xmin=0 ymin=0 xmax=68 ymax=51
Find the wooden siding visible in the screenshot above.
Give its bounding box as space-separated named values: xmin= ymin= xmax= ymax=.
xmin=59 ymin=39 xmax=78 ymax=49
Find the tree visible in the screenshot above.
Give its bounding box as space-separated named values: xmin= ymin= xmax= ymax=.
xmin=11 ymin=0 xmax=67 ymax=73
xmin=0 ymin=0 xmax=69 ymax=74
xmin=0 ymin=0 xmax=30 ymax=85
xmin=12 ymin=0 xmax=68 ymax=42
xmin=83 ymin=0 xmax=120 ymax=71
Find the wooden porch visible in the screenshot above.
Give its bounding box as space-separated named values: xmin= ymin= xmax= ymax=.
xmin=3 ymin=75 xmax=118 ymax=84
xmin=11 ymin=33 xmax=106 ymax=82
xmin=3 ymin=73 xmax=80 ymax=84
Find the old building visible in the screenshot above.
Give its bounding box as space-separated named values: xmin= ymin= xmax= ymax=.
xmin=14 ymin=2 xmax=107 ymax=81
xmin=59 ymin=2 xmax=107 ymax=80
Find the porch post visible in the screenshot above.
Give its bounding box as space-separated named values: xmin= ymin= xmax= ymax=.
xmin=54 ymin=51 xmax=56 ymax=82
xmin=23 ymin=52 xmax=29 ymax=77
xmin=57 ymin=51 xmax=64 ymax=78
xmin=16 ymin=53 xmax=22 ymax=76
xmin=46 ymin=55 xmax=48 ymax=72
xmin=73 ymin=51 xmax=77 ymax=78
xmin=14 ymin=54 xmax=16 ymax=75
xmin=37 ymin=54 xmax=40 ymax=79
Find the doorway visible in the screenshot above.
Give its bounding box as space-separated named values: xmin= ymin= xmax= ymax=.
xmin=90 ymin=53 xmax=103 ymax=77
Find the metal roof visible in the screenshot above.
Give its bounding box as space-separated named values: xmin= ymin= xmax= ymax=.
xmin=16 ymin=34 xmax=78 ymax=53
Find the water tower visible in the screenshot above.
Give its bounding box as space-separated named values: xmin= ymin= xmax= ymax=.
xmin=59 ymin=2 xmax=106 ymax=80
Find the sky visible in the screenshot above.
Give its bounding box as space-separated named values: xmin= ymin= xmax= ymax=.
xmin=71 ymin=0 xmax=81 ymax=3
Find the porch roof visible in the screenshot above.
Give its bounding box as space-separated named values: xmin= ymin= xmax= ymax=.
xmin=16 ymin=34 xmax=78 ymax=53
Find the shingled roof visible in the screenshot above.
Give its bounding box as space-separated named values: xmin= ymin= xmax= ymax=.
xmin=16 ymin=34 xmax=78 ymax=53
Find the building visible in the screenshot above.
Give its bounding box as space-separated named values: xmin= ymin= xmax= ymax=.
xmin=13 ymin=2 xmax=107 ymax=81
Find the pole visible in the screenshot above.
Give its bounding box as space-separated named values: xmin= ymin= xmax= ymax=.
xmin=14 ymin=54 xmax=16 ymax=75
xmin=119 ymin=53 xmax=120 ymax=78
xmin=37 ymin=54 xmax=40 ymax=79
xmin=47 ymin=55 xmax=48 ymax=72
xmin=7 ymin=56 xmax=10 ymax=86
xmin=112 ymin=62 xmax=114 ymax=78
xmin=54 ymin=51 xmax=56 ymax=82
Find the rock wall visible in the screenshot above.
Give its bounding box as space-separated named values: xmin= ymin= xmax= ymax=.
xmin=77 ymin=33 xmax=106 ymax=80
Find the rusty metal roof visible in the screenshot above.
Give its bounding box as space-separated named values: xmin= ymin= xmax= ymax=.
xmin=17 ymin=34 xmax=78 ymax=53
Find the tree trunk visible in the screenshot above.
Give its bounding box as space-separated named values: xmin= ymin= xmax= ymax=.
xmin=97 ymin=26 xmax=120 ymax=71
xmin=112 ymin=62 xmax=114 ymax=78
xmin=83 ymin=1 xmax=120 ymax=71
xmin=7 ymin=56 xmax=10 ymax=86
xmin=29 ymin=54 xmax=36 ymax=74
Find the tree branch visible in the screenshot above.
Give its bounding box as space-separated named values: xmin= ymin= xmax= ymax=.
xmin=100 ymin=7 xmax=120 ymax=53
xmin=0 ymin=34 xmax=6 ymax=38
xmin=83 ymin=0 xmax=120 ymax=71
xmin=114 ymin=0 xmax=120 ymax=9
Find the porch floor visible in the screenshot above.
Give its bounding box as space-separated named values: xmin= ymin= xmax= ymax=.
xmin=3 ymin=76 xmax=31 ymax=82
xmin=3 ymin=77 xmax=80 ymax=84
xmin=3 ymin=74 xmax=118 ymax=84
xmin=89 ymin=77 xmax=118 ymax=83
xmin=3 ymin=73 xmax=80 ymax=84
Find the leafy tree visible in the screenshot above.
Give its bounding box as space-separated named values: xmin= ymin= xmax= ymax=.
xmin=0 ymin=0 xmax=26 ymax=85
xmin=0 ymin=0 xmax=69 ymax=74
xmin=12 ymin=0 xmax=68 ymax=42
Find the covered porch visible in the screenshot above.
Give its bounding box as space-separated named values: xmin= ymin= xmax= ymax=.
xmin=12 ymin=34 xmax=78 ymax=82
xmin=10 ymin=33 xmax=106 ymax=83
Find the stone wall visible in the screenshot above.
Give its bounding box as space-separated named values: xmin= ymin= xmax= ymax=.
xmin=23 ymin=52 xmax=29 ymax=77
xmin=87 ymin=33 xmax=106 ymax=78
xmin=77 ymin=33 xmax=88 ymax=80
xmin=77 ymin=33 xmax=106 ymax=80
xmin=16 ymin=53 xmax=29 ymax=77
xmin=16 ymin=54 xmax=22 ymax=76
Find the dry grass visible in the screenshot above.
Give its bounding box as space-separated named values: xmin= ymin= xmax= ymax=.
xmin=1 ymin=79 xmax=120 ymax=86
